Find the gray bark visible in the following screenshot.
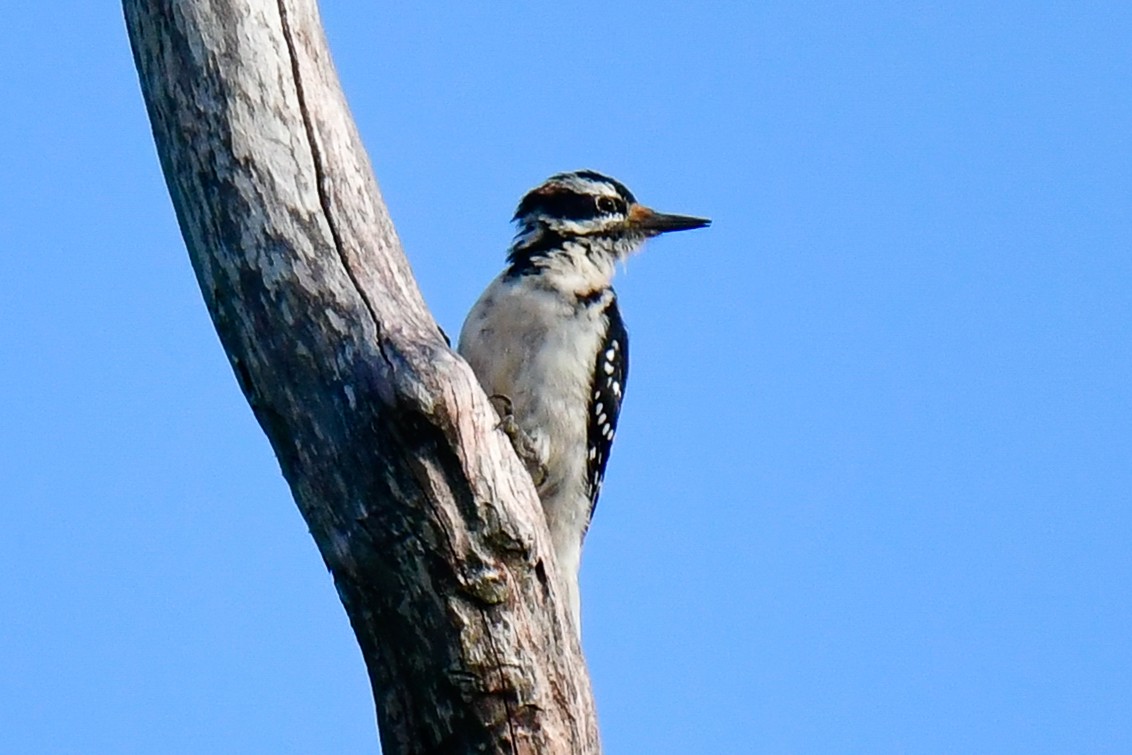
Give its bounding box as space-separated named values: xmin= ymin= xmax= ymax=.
xmin=121 ymin=0 xmax=600 ymax=752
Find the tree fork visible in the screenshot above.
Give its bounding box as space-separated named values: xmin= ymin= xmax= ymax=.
xmin=122 ymin=0 xmax=600 ymax=752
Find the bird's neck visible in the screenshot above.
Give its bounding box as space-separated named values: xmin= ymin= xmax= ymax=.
xmin=506 ymin=226 xmax=619 ymax=298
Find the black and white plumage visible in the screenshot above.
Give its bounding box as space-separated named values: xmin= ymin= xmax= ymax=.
xmin=586 ymin=298 xmax=627 ymax=514
xmin=457 ymin=170 xmax=709 ymax=634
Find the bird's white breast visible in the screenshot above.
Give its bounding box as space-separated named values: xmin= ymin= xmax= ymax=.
xmin=457 ymin=272 xmax=610 ymax=541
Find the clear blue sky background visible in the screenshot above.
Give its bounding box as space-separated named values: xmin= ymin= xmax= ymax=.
xmin=2 ymin=2 xmax=1130 ymax=753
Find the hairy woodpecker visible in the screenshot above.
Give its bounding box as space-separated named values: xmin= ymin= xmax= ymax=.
xmin=458 ymin=170 xmax=709 ymax=632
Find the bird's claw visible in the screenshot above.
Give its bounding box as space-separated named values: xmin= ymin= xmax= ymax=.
xmin=489 ymin=394 xmax=548 ymax=487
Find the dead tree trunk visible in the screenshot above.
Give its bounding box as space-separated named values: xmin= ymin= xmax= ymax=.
xmin=122 ymin=1 xmax=600 ymax=752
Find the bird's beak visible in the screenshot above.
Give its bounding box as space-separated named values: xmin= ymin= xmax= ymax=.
xmin=628 ymin=203 xmax=712 ymax=236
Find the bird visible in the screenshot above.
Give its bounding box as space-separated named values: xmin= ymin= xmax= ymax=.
xmin=457 ymin=170 xmax=710 ymax=634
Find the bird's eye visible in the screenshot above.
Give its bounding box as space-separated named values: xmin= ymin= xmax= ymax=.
xmin=596 ymin=196 xmax=619 ymax=215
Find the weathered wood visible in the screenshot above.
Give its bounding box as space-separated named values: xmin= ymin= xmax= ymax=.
xmin=122 ymin=0 xmax=600 ymax=752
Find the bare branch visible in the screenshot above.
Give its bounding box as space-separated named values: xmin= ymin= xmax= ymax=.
xmin=122 ymin=0 xmax=600 ymax=751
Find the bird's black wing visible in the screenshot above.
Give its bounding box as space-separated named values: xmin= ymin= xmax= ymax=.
xmin=585 ymin=296 xmax=629 ymax=529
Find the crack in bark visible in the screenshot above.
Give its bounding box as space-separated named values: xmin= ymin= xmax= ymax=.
xmin=407 ymin=416 xmax=521 ymax=754
xmin=479 ymin=602 xmax=520 ymax=754
xmin=275 ymin=0 xmax=395 ymax=374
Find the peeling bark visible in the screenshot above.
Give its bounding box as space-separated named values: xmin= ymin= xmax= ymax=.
xmin=122 ymin=1 xmax=600 ymax=752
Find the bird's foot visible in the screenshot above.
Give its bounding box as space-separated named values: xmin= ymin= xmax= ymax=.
xmin=489 ymin=394 xmax=548 ymax=487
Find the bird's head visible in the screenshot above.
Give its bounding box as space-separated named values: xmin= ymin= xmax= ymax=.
xmin=509 ymin=170 xmax=710 ymax=269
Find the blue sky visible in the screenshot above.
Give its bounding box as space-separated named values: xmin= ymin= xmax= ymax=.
xmin=3 ymin=2 xmax=1131 ymax=752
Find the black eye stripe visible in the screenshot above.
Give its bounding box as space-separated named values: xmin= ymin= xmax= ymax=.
xmin=515 ymin=189 xmax=607 ymax=223
xmin=513 ymin=169 xmax=637 ymax=223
